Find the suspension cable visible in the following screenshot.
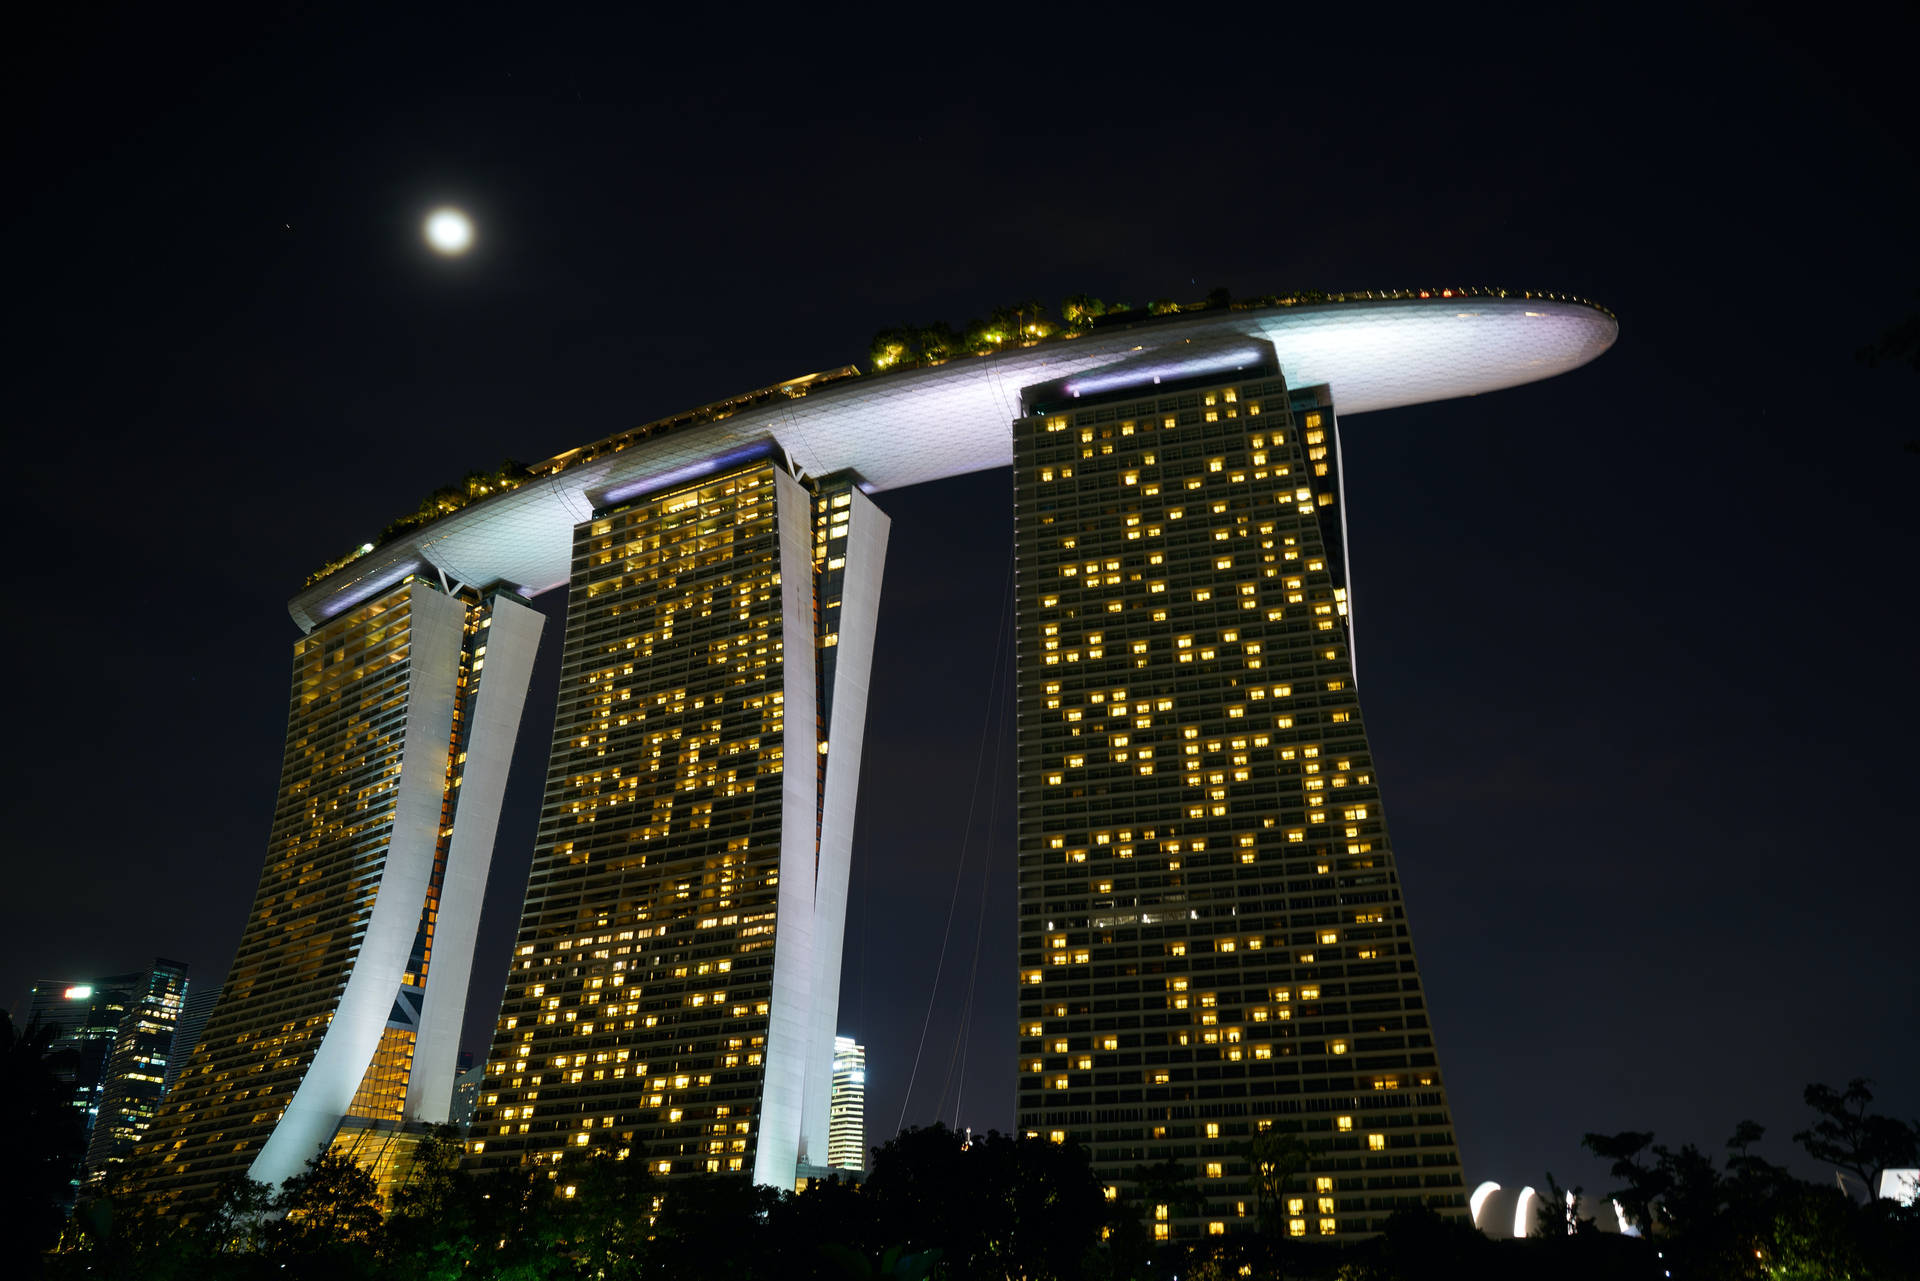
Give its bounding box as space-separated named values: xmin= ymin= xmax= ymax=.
xmin=896 ymin=556 xmax=1015 ymax=1133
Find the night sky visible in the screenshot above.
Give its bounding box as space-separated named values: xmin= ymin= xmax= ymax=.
xmin=7 ymin=6 xmax=1916 ymax=1196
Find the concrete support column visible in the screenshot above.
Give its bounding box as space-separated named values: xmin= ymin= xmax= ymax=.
xmin=250 ymin=583 xmax=467 ymax=1186
xmin=797 ymin=487 xmax=889 ymax=1168
xmin=407 ymin=592 xmax=546 ymax=1122
xmin=753 ymin=468 xmax=826 ymax=1187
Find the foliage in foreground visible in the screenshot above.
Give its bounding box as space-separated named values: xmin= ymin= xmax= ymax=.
xmin=25 ymin=1076 xmax=1920 ymax=1281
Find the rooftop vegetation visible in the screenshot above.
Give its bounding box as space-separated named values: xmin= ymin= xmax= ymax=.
xmin=304 ymin=461 xmax=532 ymax=586
xmin=866 ymin=284 xmax=1613 ymax=373
xmin=302 ymin=286 xmax=1610 ymax=591
xmin=868 ymin=289 xmax=1222 ymax=370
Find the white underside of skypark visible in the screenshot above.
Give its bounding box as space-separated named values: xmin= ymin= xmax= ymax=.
xmin=290 ymin=296 xmax=1616 ymax=631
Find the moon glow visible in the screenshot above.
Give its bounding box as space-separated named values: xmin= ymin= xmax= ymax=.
xmin=424 ymin=208 xmax=475 ymax=255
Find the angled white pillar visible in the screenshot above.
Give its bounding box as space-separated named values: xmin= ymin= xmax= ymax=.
xmin=797 ymin=487 xmax=889 ymax=1167
xmin=407 ymin=593 xmax=546 ymax=1121
xmin=752 ymin=468 xmax=826 ymax=1188
xmin=248 ymin=584 xmax=467 ymax=1186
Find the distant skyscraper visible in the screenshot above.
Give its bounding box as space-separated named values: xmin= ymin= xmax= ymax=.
xmin=82 ymin=961 xmax=190 ymax=1185
xmin=22 ymin=978 xmax=128 ymax=1141
xmin=1011 ymin=357 xmax=1463 ymax=1239
xmin=472 ymin=458 xmax=888 ymax=1188
xmin=21 ymin=959 xmax=188 ymax=1194
xmin=163 ymin=974 xmax=222 ymax=1094
xmin=450 ymin=1060 xmax=486 ymax=1132
xmin=828 ymin=1036 xmax=866 ymax=1172
xmin=130 ymin=582 xmax=545 ymax=1211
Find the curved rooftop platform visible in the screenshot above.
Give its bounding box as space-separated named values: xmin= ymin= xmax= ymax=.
xmin=290 ymin=291 xmax=1616 ymax=630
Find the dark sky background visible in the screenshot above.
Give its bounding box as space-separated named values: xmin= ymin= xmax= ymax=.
xmin=6 ymin=5 xmax=1916 ymax=1196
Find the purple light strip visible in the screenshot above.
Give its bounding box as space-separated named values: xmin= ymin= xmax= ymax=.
xmin=1063 ymin=347 xmax=1270 ymax=398
xmin=594 ymin=439 xmax=781 ymax=508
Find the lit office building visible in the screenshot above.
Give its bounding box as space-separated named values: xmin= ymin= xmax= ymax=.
xmin=472 ymin=456 xmax=888 ymax=1188
xmin=22 ymin=977 xmax=138 ymax=1143
xmin=451 ymin=1060 xmax=486 ymax=1131
xmin=1011 ymin=354 xmax=1464 ymax=1238
xmin=82 ymin=962 xmax=190 ymax=1184
xmin=163 ymin=974 xmax=221 ymax=1094
xmin=828 ymin=1036 xmax=866 ymax=1172
xmin=20 ymin=959 xmax=188 ymax=1193
xmin=131 ymin=581 xmax=544 ymax=1211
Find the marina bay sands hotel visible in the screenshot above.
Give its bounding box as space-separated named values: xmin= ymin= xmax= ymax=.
xmin=132 ymin=290 xmax=1615 ymax=1237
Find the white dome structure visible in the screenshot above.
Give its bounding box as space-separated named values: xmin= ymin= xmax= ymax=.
xmin=1469 ymin=1180 xmax=1639 ymax=1238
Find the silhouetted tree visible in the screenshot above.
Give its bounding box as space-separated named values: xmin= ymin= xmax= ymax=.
xmin=1339 ymin=1205 xmax=1492 ymax=1281
xmin=1 ymin=1010 xmax=87 ymax=1262
xmin=1794 ymin=1078 xmax=1920 ymax=1203
xmin=1242 ymin=1129 xmax=1310 ymax=1236
xmin=911 ymin=322 xmax=961 ymax=364
xmin=643 ymin=1174 xmax=777 ymax=1280
xmin=270 ymin=1149 xmax=381 ymax=1276
xmin=380 ymin=1127 xmax=485 ymax=1280
xmin=48 ymin=1180 xmax=199 ymax=1281
xmin=1581 ymin=1130 xmax=1665 ymax=1235
xmin=862 ymin=1125 xmax=1104 ymax=1281
xmin=1534 ymin=1169 xmax=1591 ymax=1238
xmin=566 ymin=1150 xmax=657 ymax=1281
xmin=465 ymin=1164 xmax=577 ymax=1279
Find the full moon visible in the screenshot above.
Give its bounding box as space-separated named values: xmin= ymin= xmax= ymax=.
xmin=424 ymin=208 xmax=474 ymax=255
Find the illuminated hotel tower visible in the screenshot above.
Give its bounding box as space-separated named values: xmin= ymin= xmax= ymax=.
xmin=1012 ymin=348 xmax=1464 ymax=1239
xmin=471 ymin=454 xmax=887 ymax=1188
xmin=124 ymin=289 xmax=1611 ymax=1209
xmin=133 ymin=581 xmax=544 ymax=1209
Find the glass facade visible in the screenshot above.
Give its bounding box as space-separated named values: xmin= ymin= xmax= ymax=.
xmin=1011 ymin=358 xmax=1464 ymax=1239
xmin=120 ymin=295 xmax=1614 ymax=1215
xmin=81 ymin=961 xmax=190 ymax=1186
xmin=132 ymin=581 xmax=543 ymax=1211
xmin=827 ymin=1036 xmax=866 ymax=1172
xmin=23 ymin=960 xmax=188 ymax=1197
xmin=472 ymin=456 xmax=888 ymax=1190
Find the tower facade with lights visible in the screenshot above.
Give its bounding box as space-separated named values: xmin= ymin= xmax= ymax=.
xmin=131 ymin=580 xmax=544 ymax=1211
xmin=21 ymin=960 xmax=189 ymax=1196
xmin=828 ymin=1036 xmax=867 ymax=1172
xmin=470 ymin=455 xmax=888 ymax=1189
xmin=80 ymin=961 xmax=191 ymax=1185
xmin=126 ymin=292 xmax=1611 ymax=1209
xmin=1011 ymin=351 xmax=1464 ymax=1240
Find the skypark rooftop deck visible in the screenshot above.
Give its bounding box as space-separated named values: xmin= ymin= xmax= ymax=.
xmin=289 ymin=290 xmax=1616 ymax=631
